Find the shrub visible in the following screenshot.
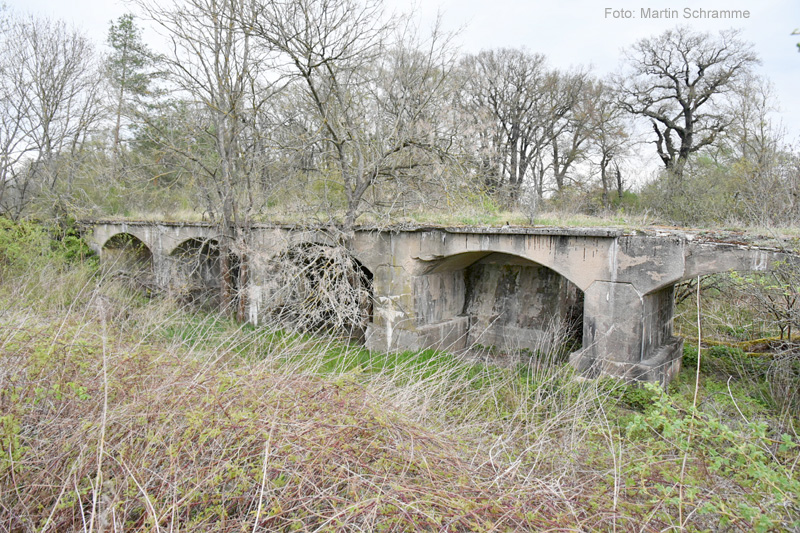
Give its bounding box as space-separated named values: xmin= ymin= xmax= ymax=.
xmin=0 ymin=217 xmax=52 ymax=276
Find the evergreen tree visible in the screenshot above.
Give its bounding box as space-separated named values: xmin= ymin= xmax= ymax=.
xmin=106 ymin=14 xmax=155 ymax=155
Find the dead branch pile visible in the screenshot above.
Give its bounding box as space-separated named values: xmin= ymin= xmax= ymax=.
xmin=267 ymin=243 xmax=372 ymax=338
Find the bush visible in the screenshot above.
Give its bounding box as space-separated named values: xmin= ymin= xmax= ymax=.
xmin=0 ymin=218 xmax=98 ymax=310
xmin=0 ymin=217 xmax=52 ymax=276
xmin=0 ymin=217 xmax=96 ymax=274
xmin=625 ymin=384 xmax=800 ymax=531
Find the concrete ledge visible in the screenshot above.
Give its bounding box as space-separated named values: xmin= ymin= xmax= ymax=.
xmin=569 ymin=346 xmax=603 ymax=378
xmin=365 ymin=326 xmax=424 ymax=352
xmin=417 ymin=316 xmax=471 ymax=352
xmin=636 ymin=338 xmax=684 ymax=385
xmin=570 ymin=337 xmax=684 ymax=385
xmin=365 ymin=316 xmax=470 ymax=353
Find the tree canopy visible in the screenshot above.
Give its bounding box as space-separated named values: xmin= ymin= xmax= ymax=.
xmin=0 ymin=4 xmax=796 ymax=229
xmin=617 ymin=27 xmax=759 ymax=178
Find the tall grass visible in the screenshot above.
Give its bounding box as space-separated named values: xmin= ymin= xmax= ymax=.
xmin=1 ymin=221 xmax=798 ymax=531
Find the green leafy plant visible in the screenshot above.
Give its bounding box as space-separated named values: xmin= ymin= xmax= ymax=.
xmin=625 ymin=384 xmax=799 ymax=530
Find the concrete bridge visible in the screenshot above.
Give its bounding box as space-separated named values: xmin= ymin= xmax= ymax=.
xmin=85 ymin=221 xmax=793 ymax=384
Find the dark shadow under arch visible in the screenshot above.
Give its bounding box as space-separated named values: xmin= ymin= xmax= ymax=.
xmin=102 ymin=233 xmax=153 ymax=265
xmin=421 ymin=251 xmax=584 ymax=358
xmin=101 ymin=233 xmax=154 ymax=290
xmin=169 ymin=238 xmax=225 ymax=308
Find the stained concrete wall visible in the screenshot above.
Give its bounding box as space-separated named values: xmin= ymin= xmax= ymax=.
xmin=641 ymin=286 xmax=676 ymax=359
xmin=463 ymin=255 xmax=581 ymax=354
xmin=169 ymin=239 xmax=222 ymax=307
xmin=571 ymin=282 xmax=683 ymax=385
xmin=397 ymin=252 xmax=583 ymax=355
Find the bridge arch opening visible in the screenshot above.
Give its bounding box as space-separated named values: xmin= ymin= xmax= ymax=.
xmin=101 ymin=233 xmax=154 ymax=288
xmin=418 ymin=251 xmax=583 ymax=360
xmin=675 ymin=269 xmax=799 ymax=347
xmin=169 ymin=238 xmax=226 ymax=308
xmin=267 ymin=242 xmax=374 ymax=340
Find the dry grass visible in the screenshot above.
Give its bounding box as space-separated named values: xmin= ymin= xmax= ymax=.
xmin=1 ymin=230 xmax=798 ymax=532
xmin=90 ymin=206 xmax=654 ymax=231
xmin=0 ymin=270 xmax=619 ymax=531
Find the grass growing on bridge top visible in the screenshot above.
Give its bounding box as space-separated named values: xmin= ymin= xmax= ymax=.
xmin=89 ymin=203 xmax=656 ymax=231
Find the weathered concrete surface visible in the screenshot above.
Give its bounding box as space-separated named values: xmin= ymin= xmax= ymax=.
xmin=463 ymin=256 xmax=582 ymax=354
xmin=85 ymin=221 xmax=796 ymax=385
xmin=170 ymin=238 xmax=222 ymax=307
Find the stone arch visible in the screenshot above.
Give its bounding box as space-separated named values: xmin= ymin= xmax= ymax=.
xmin=169 ymin=238 xmax=223 ymax=307
xmin=286 ymin=230 xmax=380 ymax=278
xmin=630 ymin=247 xmax=799 ymax=377
xmin=682 ymin=244 xmax=785 ymax=283
xmin=658 ymin=248 xmax=797 ymax=360
xmin=619 ymin=243 xmax=798 ymax=297
xmin=99 ymin=233 xmax=155 ymax=292
xmin=417 ymin=250 xmax=584 ymax=356
xmin=99 ymin=225 xmax=155 ymax=253
xmin=414 ymin=231 xmax=607 ymax=293
xmin=101 ymin=233 xmax=154 ymax=274
xmin=351 ymin=254 xmax=375 ymax=332
xmin=286 ymin=230 xmax=341 ymax=250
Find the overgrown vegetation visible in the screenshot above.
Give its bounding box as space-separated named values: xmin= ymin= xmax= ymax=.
xmin=2 ymin=225 xmax=798 ymax=531
xmin=675 ymin=269 xmax=800 ymax=423
xmin=1 ymin=1 xmax=798 ymax=527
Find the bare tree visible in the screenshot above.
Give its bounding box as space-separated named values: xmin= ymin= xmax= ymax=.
xmin=458 ymin=49 xmax=555 ymax=203
xmin=617 ymin=27 xmax=759 ymax=178
xmin=0 ymin=13 xmax=36 ymax=217
xmin=547 ymin=69 xmax=592 ymax=193
xmin=721 ymin=74 xmax=781 ymax=167
xmin=660 ymin=72 xmax=800 ymax=227
xmin=719 ymin=74 xmax=795 ymax=225
xmin=458 ymin=49 xmax=592 ymax=206
xmin=136 ymin=0 xmax=274 ymax=315
xmin=251 ymin=0 xmax=455 ymax=229
xmin=0 ymin=12 xmax=102 ymax=218
xmin=585 ymin=80 xmax=630 ymax=209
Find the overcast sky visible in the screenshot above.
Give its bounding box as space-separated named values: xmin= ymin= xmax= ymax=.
xmin=411 ymin=0 xmax=799 ymax=139
xmin=7 ymin=0 xmax=800 ymax=145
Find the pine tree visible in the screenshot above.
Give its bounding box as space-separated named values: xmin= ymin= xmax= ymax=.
xmin=106 ymin=14 xmax=154 ymax=155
